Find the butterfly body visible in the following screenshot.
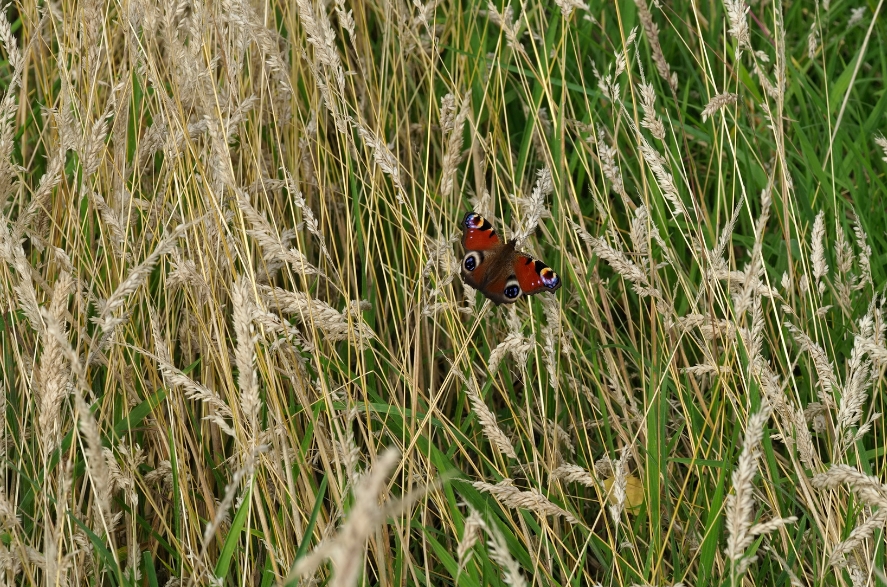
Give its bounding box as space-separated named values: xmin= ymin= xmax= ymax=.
xmin=460 ymin=212 xmax=561 ymax=305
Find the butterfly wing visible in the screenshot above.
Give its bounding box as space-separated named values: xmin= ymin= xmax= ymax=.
xmin=514 ymin=254 xmax=562 ymax=296
xmin=460 ymin=212 xmax=503 ymax=291
xmin=461 ymin=212 xmax=500 ymax=250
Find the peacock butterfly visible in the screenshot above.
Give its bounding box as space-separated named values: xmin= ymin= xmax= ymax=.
xmin=459 ymin=212 xmax=562 ymax=305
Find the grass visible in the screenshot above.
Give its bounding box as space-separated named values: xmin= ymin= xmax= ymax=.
xmin=0 ymin=0 xmax=886 ymax=585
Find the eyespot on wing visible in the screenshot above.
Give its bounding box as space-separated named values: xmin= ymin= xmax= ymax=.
xmin=461 ymin=211 xmax=501 ymax=251
xmin=514 ymin=254 xmax=561 ymax=295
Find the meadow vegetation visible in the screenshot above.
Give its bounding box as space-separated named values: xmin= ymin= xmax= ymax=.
xmin=0 ymin=0 xmax=886 ymax=584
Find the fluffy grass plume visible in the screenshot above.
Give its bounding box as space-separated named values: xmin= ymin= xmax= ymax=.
xmin=1 ymin=0 xmax=885 ymax=584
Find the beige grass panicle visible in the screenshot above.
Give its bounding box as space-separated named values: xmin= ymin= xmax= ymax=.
xmin=638 ymin=83 xmax=666 ymax=140
xmin=485 ymin=1 xmax=524 ymax=55
xmin=95 ymin=224 xmax=185 ymax=335
xmin=456 ymin=506 xmax=485 ymax=571
xmin=723 ymin=0 xmax=751 ymax=58
xmin=701 ymin=93 xmax=738 ymax=122
xmin=808 ymin=22 xmax=820 ymax=59
xmin=260 ymin=285 xmax=374 ymax=349
xmin=811 ymin=211 xmax=828 ymax=295
xmin=488 ymin=310 xmax=533 ymax=375
xmin=439 ymin=92 xmax=472 ymax=200
xmin=813 ymin=464 xmax=887 ymax=568
xmin=465 ymin=378 xmax=519 ymax=460
xmin=36 ymin=271 xmax=74 ymax=458
xmin=851 ymin=217 xmax=872 ymax=288
xmin=289 ymin=448 xmax=414 ymax=587
xmin=724 ymin=407 xmax=796 ymax=576
xmin=554 ymin=0 xmax=589 ymax=18
xmin=593 ymin=126 xmax=629 ymax=205
xmin=238 ymin=192 xmax=292 ymax=255
xmin=552 ymin=463 xmax=597 ymax=487
xmin=637 ymin=137 xmax=688 ymax=218
xmin=232 ymin=276 xmax=261 ymax=432
xmin=512 ymin=167 xmax=553 ymax=245
xmin=471 ymin=478 xmax=580 ymax=525
xmin=875 ymin=134 xmax=887 ymax=163
xmin=633 ymin=0 xmax=677 ymax=90
xmin=486 ymin=522 xmax=529 ymax=587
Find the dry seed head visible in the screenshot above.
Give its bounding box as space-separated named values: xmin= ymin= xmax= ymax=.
xmin=633 ymin=0 xmax=676 ymax=90
xmin=875 ymin=134 xmax=887 ymax=163
xmin=485 ymin=1 xmax=524 ymax=55
xmin=637 ymin=137 xmax=687 ymax=217
xmin=457 ymin=507 xmax=486 ymax=569
xmin=472 ymin=478 xmax=580 ymax=525
xmin=811 ymin=211 xmax=828 ymax=295
xmin=828 ymin=509 xmax=887 ymax=568
xmin=812 ymin=464 xmax=887 ymax=507
xmin=701 ymin=92 xmax=738 ymax=122
xmin=725 ymin=407 xmax=770 ymax=564
xmin=808 ymin=22 xmax=819 ymax=59
xmin=465 ymin=380 xmax=518 ymax=459
xmin=512 ymin=167 xmax=553 ymax=244
xmin=260 ymin=285 xmax=375 ymax=348
xmin=232 ymin=276 xmax=261 ymax=431
xmin=791 ymin=405 xmax=821 ymax=470
xmin=852 ymin=218 xmax=872 ymax=288
xmin=784 ymin=323 xmax=837 ymax=407
xmin=97 ymin=226 xmax=184 ymax=333
xmin=639 ymin=83 xmax=666 ymax=140
xmin=36 ymin=272 xmax=75 ymax=458
xmin=157 ymin=359 xmax=234 ymax=422
xmin=440 ymin=91 xmax=471 ymax=199
xmin=595 ymin=127 xmax=628 ymax=201
xmin=335 ymin=0 xmax=356 ymax=41
xmin=630 ymin=205 xmax=649 ymax=256
xmin=723 ymin=0 xmax=751 ymax=57
xmin=833 ymin=224 xmax=856 ymax=311
xmin=833 ymin=314 xmax=875 ymax=453
xmin=357 ymin=124 xmax=407 ymax=204
xmin=553 ymin=463 xmax=597 ymax=487
xmin=486 ymin=522 xmax=528 ymax=587
xmin=555 ymin=0 xmax=589 ymax=18
xmin=847 ymin=7 xmax=867 ymax=28
xmin=289 ymin=448 xmax=404 ymax=587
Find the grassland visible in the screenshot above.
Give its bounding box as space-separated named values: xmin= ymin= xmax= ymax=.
xmin=1 ymin=0 xmax=886 ymax=585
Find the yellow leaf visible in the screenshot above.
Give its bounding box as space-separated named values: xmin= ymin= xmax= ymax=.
xmin=602 ymin=475 xmax=644 ymax=515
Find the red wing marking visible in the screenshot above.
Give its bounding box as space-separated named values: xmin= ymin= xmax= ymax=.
xmin=461 ymin=212 xmax=501 ymax=251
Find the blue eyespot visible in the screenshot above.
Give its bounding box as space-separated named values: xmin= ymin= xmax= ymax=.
xmin=464 ymin=252 xmax=480 ymax=272
xmin=540 ymin=267 xmax=560 ymax=289
xmin=504 ymin=284 xmax=520 ymax=299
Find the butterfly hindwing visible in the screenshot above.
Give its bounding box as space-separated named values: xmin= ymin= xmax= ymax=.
xmin=514 ymin=254 xmax=561 ymax=295
xmin=479 ymin=275 xmax=518 ymax=306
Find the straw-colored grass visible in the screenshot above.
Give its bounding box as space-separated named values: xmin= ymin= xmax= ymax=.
xmin=1 ymin=0 xmax=885 ymax=585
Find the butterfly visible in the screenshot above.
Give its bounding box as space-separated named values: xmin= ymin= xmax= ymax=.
xmin=460 ymin=211 xmax=562 ymax=305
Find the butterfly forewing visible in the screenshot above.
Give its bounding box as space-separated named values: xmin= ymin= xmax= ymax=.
xmin=461 ymin=212 xmax=500 ymax=250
